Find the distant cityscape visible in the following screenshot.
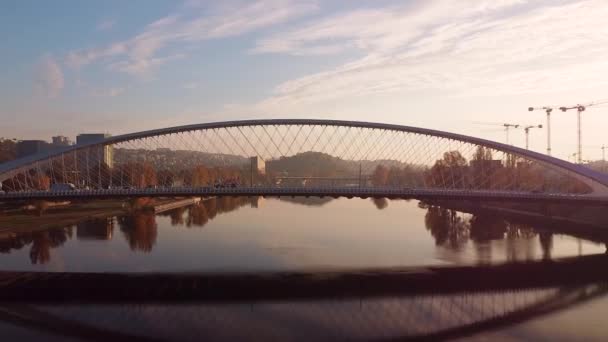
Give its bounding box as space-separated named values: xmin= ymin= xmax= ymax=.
xmin=11 ymin=133 xmax=110 ymax=159
xmin=1 ymin=130 xmax=607 ymax=180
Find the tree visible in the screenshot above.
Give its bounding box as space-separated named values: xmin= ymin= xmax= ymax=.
xmin=426 ymin=151 xmax=468 ymax=188
xmin=372 ymin=165 xmax=390 ymax=186
xmin=116 ymin=162 xmax=157 ymax=188
xmin=470 ymin=146 xmax=496 ymax=189
xmin=472 ymin=146 xmax=492 ymax=162
xmin=157 ymin=170 xmax=175 ymax=187
xmin=192 ymin=165 xmax=211 ymax=186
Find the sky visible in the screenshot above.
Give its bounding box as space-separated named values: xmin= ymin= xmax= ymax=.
xmin=2 ymin=0 xmax=608 ymax=160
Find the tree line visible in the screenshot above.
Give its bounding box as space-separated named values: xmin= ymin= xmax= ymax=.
xmin=371 ymin=147 xmax=591 ymax=193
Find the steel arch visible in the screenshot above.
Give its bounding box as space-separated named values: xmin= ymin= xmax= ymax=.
xmin=1 ymin=119 xmax=607 ymax=194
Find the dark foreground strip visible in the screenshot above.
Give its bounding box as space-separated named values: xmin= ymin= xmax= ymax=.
xmin=0 ymin=305 xmax=161 ymax=342
xmin=2 ymin=254 xmax=608 ymax=303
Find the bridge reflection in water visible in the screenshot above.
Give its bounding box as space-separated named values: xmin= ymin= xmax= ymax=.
xmin=0 ymin=273 xmax=607 ymax=341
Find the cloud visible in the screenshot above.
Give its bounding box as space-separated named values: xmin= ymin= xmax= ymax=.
xmin=247 ymin=0 xmax=608 ymax=111
xmin=34 ymin=55 xmax=64 ymax=98
xmin=108 ymin=53 xmax=185 ymax=75
xmin=66 ymin=0 xmax=318 ymax=74
xmin=97 ymin=19 xmax=115 ymax=31
xmin=182 ymin=82 xmax=199 ymax=89
xmin=252 ymin=0 xmax=524 ymax=56
xmin=65 ymin=42 xmax=126 ymax=69
xmin=91 ymin=87 xmax=126 ymax=97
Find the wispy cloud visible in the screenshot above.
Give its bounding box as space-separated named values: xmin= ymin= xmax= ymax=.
xmin=34 ymin=54 xmax=64 ymax=98
xmin=66 ymin=0 xmax=318 ymax=75
xmin=253 ymin=0 xmax=524 ymax=56
xmin=91 ymin=87 xmax=126 ymax=97
xmin=97 ymin=19 xmax=116 ymax=31
xmin=182 ymin=82 xmax=199 ymax=89
xmin=65 ymin=42 xmax=126 ymax=69
xmin=108 ymin=53 xmax=185 ymax=75
xmin=247 ymin=0 xmax=608 ymax=112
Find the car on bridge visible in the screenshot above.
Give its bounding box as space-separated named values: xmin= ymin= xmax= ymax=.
xmin=50 ymin=183 xmax=76 ymax=192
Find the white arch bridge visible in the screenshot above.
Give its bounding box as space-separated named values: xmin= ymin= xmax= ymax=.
xmin=2 ymin=119 xmax=608 ymax=203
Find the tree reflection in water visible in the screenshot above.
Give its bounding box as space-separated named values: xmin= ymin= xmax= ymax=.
xmin=0 ymin=226 xmax=73 ymax=265
xmin=422 ymin=203 xmax=554 ymax=262
xmin=118 ymin=213 xmax=157 ymax=252
xmin=0 ymin=198 xmax=578 ymax=265
xmin=189 ymin=197 xmax=253 ymax=227
xmin=423 ymin=205 xmax=469 ymax=251
xmin=159 ymin=197 xmax=257 ymax=229
xmin=372 ymin=198 xmax=389 ymax=210
xmin=278 ymin=197 xmax=334 ymax=207
xmin=29 ymin=228 xmax=73 ymax=264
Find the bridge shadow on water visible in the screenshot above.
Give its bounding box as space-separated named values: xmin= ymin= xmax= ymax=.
xmin=1 ymin=259 xmax=608 ymax=341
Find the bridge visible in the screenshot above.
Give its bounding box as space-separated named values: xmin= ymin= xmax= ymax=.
xmin=2 ymin=119 xmax=608 ymax=202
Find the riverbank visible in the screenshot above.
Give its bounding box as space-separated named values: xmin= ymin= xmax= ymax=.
xmin=0 ymin=200 xmax=127 ymax=234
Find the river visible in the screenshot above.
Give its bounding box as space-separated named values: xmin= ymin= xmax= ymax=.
xmin=1 ymin=197 xmax=607 ymax=340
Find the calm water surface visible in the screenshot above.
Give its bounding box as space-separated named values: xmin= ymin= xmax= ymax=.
xmin=2 ymin=198 xmax=608 ymax=341
xmin=0 ymin=197 xmax=604 ymax=272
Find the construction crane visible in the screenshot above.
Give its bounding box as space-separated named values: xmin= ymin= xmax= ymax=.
xmin=502 ymin=123 xmax=520 ymax=145
xmin=473 ymin=122 xmax=520 ymax=145
xmin=523 ymin=124 xmax=543 ymax=150
xmin=527 ymin=106 xmax=553 ymax=155
xmin=558 ymin=104 xmax=587 ymax=164
xmin=531 ymin=99 xmax=608 ymax=163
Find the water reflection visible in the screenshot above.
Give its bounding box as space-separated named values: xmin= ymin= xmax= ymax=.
xmin=372 ymin=197 xmax=389 ymax=210
xmin=423 ymin=204 xmax=559 ymax=263
xmin=0 ymin=226 xmax=73 ymax=264
xmin=278 ymin=196 xmax=334 ymax=207
xmin=0 ymin=198 xmax=605 ymax=268
xmin=76 ymin=218 xmax=113 ymax=240
xmin=118 ymin=213 xmax=157 ymax=252
xmin=2 ymin=282 xmax=607 ymax=341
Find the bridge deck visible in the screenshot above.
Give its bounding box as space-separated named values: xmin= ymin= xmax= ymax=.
xmin=1 ymin=187 xmax=607 ymax=204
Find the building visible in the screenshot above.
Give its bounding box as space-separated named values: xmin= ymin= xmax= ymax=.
xmin=15 ymin=135 xmax=74 ymax=158
xmin=51 ymin=136 xmax=72 ymax=147
xmin=76 ymin=133 xmax=113 ymax=168
xmin=16 ymin=140 xmax=48 ymax=158
xmin=250 ymin=156 xmax=266 ymax=175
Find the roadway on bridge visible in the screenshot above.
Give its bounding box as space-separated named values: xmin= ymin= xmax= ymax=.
xmin=1 ymin=186 xmax=607 ymax=204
